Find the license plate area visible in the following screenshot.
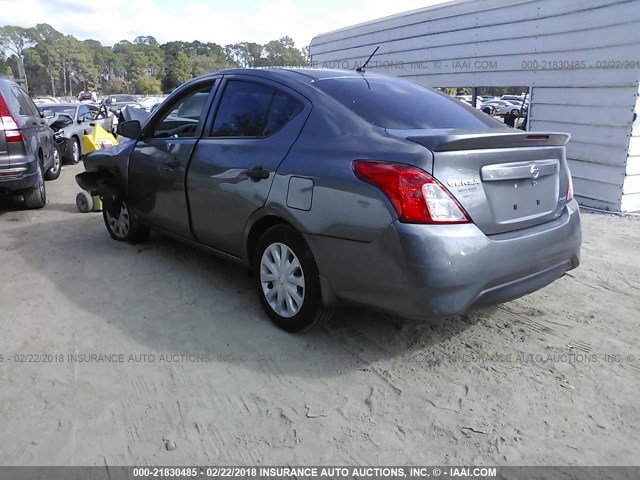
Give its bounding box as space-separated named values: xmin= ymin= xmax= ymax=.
xmin=482 ymin=160 xmax=560 ymax=224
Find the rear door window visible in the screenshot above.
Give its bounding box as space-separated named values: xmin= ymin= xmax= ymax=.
xmin=210 ymin=80 xmax=303 ymax=137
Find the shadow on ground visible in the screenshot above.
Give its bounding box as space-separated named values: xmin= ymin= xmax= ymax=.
xmin=5 ymin=210 xmax=490 ymax=379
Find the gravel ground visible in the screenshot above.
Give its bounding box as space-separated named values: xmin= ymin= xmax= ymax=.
xmin=0 ymin=163 xmax=639 ymax=466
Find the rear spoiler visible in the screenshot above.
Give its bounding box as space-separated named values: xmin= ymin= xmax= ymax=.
xmin=386 ymin=128 xmax=570 ymax=151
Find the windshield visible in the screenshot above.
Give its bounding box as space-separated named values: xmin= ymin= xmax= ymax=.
xmin=312 ymin=77 xmax=502 ymax=130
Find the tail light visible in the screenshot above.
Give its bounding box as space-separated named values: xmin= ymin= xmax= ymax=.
xmin=0 ymin=94 xmax=24 ymax=143
xmin=352 ymin=161 xmax=471 ymax=224
xmin=566 ymin=173 xmax=574 ymax=202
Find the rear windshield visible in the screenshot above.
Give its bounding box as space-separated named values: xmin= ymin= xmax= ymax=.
xmin=312 ymin=77 xmax=501 ymax=130
xmin=111 ymin=95 xmax=137 ymax=102
xmin=45 ymin=105 xmax=77 ymax=117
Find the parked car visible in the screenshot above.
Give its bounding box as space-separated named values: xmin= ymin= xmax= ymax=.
xmin=137 ymin=96 xmax=165 ymax=112
xmin=103 ymin=94 xmax=140 ymax=115
xmin=0 ymin=78 xmax=58 ymax=208
xmin=78 ymin=90 xmax=98 ymax=103
xmin=501 ymin=94 xmax=526 ymax=102
xmin=39 ymin=103 xmax=114 ymax=164
xmin=77 ymin=68 xmax=581 ymax=332
xmin=481 ymin=104 xmax=498 ymax=115
xmin=481 ymin=99 xmax=522 ymax=116
xmin=32 ymin=95 xmax=62 ymax=105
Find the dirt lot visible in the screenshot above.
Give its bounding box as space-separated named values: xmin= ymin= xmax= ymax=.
xmin=0 ymin=164 xmax=639 ymax=466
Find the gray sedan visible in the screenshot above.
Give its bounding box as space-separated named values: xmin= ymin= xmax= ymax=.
xmin=76 ymin=68 xmax=581 ymax=332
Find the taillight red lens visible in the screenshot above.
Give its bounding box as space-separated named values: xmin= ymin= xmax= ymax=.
xmin=566 ymin=174 xmax=574 ymax=202
xmin=352 ymin=161 xmax=470 ymax=224
xmin=0 ymin=94 xmax=24 ymax=143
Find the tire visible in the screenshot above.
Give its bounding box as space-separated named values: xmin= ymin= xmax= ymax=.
xmin=23 ymin=161 xmax=46 ymax=209
xmin=44 ymin=145 xmax=62 ymax=180
xmin=64 ymin=137 xmax=80 ymax=165
xmin=102 ymin=196 xmax=150 ymax=243
xmin=76 ymin=191 xmax=93 ymax=213
xmin=254 ymin=225 xmax=331 ymax=332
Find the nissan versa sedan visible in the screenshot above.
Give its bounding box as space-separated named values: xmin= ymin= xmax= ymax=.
xmin=76 ymin=68 xmax=581 ymax=332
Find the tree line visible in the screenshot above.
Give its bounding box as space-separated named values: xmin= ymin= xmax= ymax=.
xmin=0 ymin=24 xmax=309 ymax=96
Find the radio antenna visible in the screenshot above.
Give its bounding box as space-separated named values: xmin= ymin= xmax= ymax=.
xmin=356 ymin=46 xmax=380 ymax=72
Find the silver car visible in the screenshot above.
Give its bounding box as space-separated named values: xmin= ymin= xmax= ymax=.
xmin=39 ymin=103 xmax=114 ymax=164
xmin=77 ymin=68 xmax=581 ymax=332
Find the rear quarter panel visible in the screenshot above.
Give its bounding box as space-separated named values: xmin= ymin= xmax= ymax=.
xmin=265 ymin=95 xmax=433 ymax=242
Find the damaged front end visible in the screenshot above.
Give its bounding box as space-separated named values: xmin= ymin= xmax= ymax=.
xmin=75 ymin=139 xmax=137 ymax=218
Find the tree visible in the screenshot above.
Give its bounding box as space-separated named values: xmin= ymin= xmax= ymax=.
xmin=162 ymin=51 xmax=192 ymax=91
xmin=226 ymin=42 xmax=263 ymax=67
xmin=103 ymin=77 xmax=129 ymax=94
xmin=0 ymin=26 xmax=35 ymax=89
xmin=6 ymin=23 xmax=309 ymax=95
xmin=264 ymin=37 xmax=307 ymax=67
xmin=134 ymin=76 xmax=162 ymax=94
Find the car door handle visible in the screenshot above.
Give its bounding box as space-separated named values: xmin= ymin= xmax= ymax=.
xmin=165 ymin=160 xmax=181 ymax=169
xmin=245 ymin=165 xmax=269 ymax=181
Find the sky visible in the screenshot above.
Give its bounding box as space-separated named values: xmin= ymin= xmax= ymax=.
xmin=0 ymin=0 xmax=452 ymax=49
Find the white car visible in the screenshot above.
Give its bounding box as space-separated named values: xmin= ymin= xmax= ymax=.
xmin=137 ymin=96 xmax=165 ymax=111
xmin=481 ymin=99 xmax=522 ymax=116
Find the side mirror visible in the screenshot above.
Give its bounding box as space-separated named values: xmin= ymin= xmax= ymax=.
xmin=117 ymin=120 xmax=142 ymax=139
xmin=41 ymin=110 xmax=55 ymax=119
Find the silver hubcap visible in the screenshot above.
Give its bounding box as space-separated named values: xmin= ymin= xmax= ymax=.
xmin=260 ymin=243 xmax=305 ymax=318
xmin=37 ymin=164 xmax=45 ymax=198
xmin=106 ymin=203 xmax=130 ymax=239
xmin=72 ymin=141 xmax=79 ymax=162
xmin=51 ymin=149 xmax=61 ymax=174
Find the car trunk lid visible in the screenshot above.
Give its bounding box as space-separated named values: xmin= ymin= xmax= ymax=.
xmin=387 ymin=128 xmax=572 ymax=235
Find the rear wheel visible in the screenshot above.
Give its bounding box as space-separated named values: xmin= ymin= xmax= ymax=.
xmin=44 ymin=145 xmax=62 ymax=180
xmin=102 ymin=197 xmax=150 ymax=243
xmin=254 ymin=225 xmax=331 ymax=332
xmin=23 ymin=162 xmax=46 ymax=209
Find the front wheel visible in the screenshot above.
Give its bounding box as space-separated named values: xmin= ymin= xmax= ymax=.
xmin=102 ymin=197 xmax=150 ymax=243
xmin=64 ymin=137 xmax=80 ymax=165
xmin=254 ymin=225 xmax=331 ymax=332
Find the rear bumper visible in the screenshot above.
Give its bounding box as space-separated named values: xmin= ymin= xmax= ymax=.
xmin=306 ymin=199 xmax=581 ymax=318
xmin=0 ymin=159 xmax=39 ymax=193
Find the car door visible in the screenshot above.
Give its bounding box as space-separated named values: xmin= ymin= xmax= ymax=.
xmin=187 ymin=76 xmax=309 ymax=257
xmin=88 ymin=104 xmax=111 ymax=131
xmin=127 ymin=79 xmax=217 ymax=238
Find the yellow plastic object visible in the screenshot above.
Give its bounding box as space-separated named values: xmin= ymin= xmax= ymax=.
xmin=82 ymin=124 xmax=119 ymax=154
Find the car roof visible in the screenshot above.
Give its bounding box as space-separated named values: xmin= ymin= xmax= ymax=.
xmin=40 ymin=103 xmax=79 ymax=108
xmin=194 ymin=67 xmax=396 ymax=85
